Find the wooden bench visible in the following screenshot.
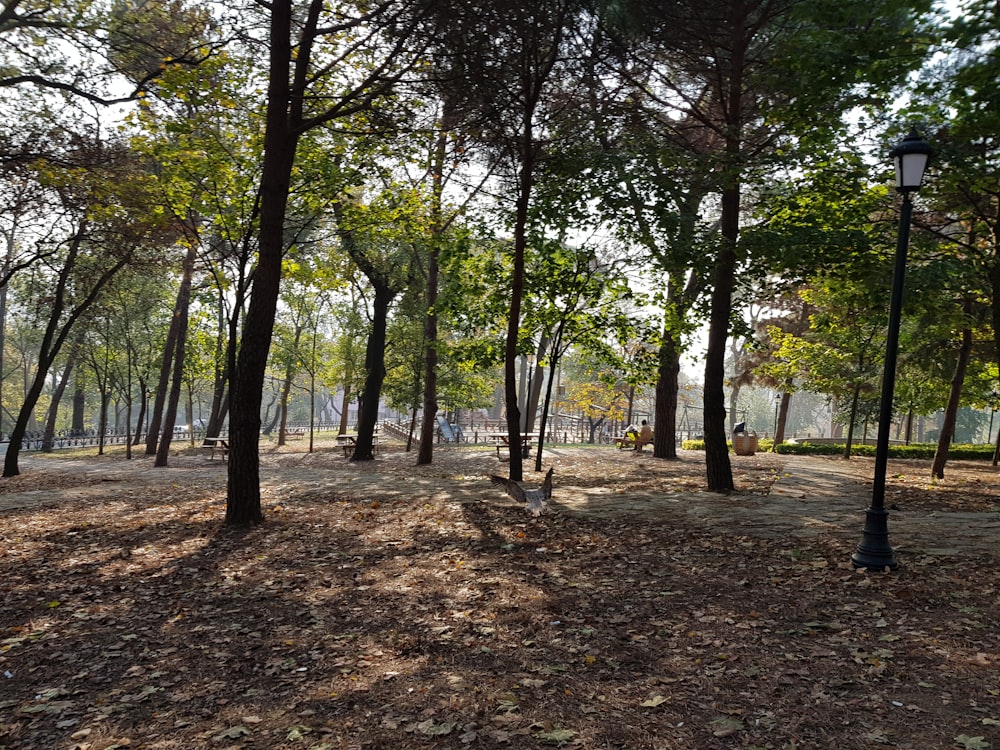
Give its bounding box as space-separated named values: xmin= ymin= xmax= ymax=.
xmin=286 ymin=428 xmax=305 ymax=440
xmin=203 ymin=437 xmax=229 ymax=461
xmin=615 ymin=434 xmax=653 ymax=450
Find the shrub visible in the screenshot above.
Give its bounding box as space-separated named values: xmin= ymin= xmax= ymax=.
xmin=682 ymin=439 xmax=994 ymax=460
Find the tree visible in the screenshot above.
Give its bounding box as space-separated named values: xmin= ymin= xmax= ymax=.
xmin=225 ymin=0 xmax=428 ymax=524
xmin=604 ymin=0 xmax=934 ymax=490
xmin=3 ymin=137 xmax=168 ymax=476
xmin=425 ymin=0 xmax=586 ymax=481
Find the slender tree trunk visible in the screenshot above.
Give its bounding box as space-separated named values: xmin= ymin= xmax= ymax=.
xmin=4 ymin=226 xmax=128 ymax=477
xmin=524 ymin=337 xmax=547 ymax=436
xmin=932 ymin=299 xmax=973 ymax=479
xmin=533 ymin=358 xmax=560 ymax=471
xmin=534 ymin=324 xmax=565 ymax=471
xmin=155 ymin=243 xmax=197 ymax=467
xmin=145 ymin=298 xmax=181 ymax=455
xmin=276 ymin=326 xmax=302 ymax=447
xmin=774 ymin=392 xmax=791 ymax=445
xmin=417 ymin=103 xmax=453 ymax=465
xmin=133 ymin=379 xmax=147 ymax=445
xmin=0 ymin=233 xmax=10 ymax=440
xmin=42 ymin=335 xmax=83 ymax=452
xmin=704 ymin=2 xmax=749 ymax=493
xmin=338 ymin=385 xmax=352 ymax=434
xmin=843 ymin=384 xmax=861 ymax=459
xmin=408 ymin=406 xmax=418 ymax=451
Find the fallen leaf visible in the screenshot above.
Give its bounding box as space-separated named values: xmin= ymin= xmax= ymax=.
xmin=534 ymin=727 xmax=577 ymax=745
xmin=955 ymin=735 xmax=991 ymax=750
xmin=416 ymin=719 xmax=455 ymax=736
xmin=711 ymin=716 xmax=744 ymax=737
xmin=213 ymin=726 xmax=251 ymax=740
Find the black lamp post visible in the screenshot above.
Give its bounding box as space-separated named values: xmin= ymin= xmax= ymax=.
xmin=852 ymin=129 xmax=933 ymax=571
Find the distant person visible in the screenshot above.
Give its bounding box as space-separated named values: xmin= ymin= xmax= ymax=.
xmin=634 ymin=419 xmax=653 ymax=451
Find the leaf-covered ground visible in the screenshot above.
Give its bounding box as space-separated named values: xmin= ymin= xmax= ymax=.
xmin=1 ymin=440 xmax=999 ymax=750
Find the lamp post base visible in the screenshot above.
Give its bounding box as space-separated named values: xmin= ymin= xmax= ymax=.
xmin=851 ymin=507 xmax=899 ymax=571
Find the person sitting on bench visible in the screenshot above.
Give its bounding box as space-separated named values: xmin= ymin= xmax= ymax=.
xmin=633 ymin=419 xmax=653 ymax=451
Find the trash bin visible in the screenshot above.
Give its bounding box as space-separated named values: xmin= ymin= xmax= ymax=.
xmin=733 ymin=433 xmax=758 ymax=456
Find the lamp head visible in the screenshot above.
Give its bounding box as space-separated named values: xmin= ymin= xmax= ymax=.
xmin=890 ymin=129 xmax=933 ymax=193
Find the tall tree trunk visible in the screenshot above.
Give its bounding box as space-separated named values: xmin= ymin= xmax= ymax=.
xmin=155 ymin=243 xmax=197 ymax=467
xmin=504 ymin=146 xmax=534 ymax=481
xmin=523 ymin=337 xmax=547 ymax=436
xmin=417 ymin=102 xmax=454 ymax=465
xmin=4 ymin=225 xmax=129 ymax=477
xmin=704 ymin=3 xmax=748 ymax=493
xmin=276 ymin=326 xmax=302 ymax=447
xmin=351 ymin=286 xmax=394 ymax=461
xmin=534 ymin=324 xmax=565 ymax=471
xmin=42 ymin=334 xmax=83 ymax=452
xmin=226 ymin=0 xmax=300 ymax=525
xmin=654 ymin=331 xmax=681 ymax=459
xmin=0 ymin=232 xmax=10 ymax=440
xmin=133 ymin=378 xmax=148 ymax=445
xmin=932 ymin=299 xmax=973 ymax=479
xmin=145 ymin=247 xmax=191 ymax=455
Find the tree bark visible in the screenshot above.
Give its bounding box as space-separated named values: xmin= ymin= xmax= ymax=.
xmin=417 ymin=103 xmax=452 ymax=465
xmin=842 ymin=384 xmax=862 ymax=459
xmin=4 ymin=226 xmax=130 ymax=476
xmin=145 ymin=261 xmax=185 ymax=456
xmin=932 ymin=299 xmax=973 ymax=479
xmin=774 ymin=392 xmax=791 ymax=446
xmin=226 ymin=0 xmax=298 ymax=525
xmin=654 ymin=331 xmax=681 ymax=459
xmin=156 ymin=243 xmax=197 ymax=467
xmin=42 ymin=334 xmax=83 ymax=452
xmin=703 ymin=3 xmax=746 ymax=494
xmin=351 ymin=286 xmax=394 ymax=461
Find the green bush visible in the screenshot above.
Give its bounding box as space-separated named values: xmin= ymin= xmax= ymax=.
xmin=680 ymin=438 xmax=774 ymax=452
xmin=683 ymin=439 xmax=994 ymax=460
xmin=775 ymin=441 xmax=993 ymax=460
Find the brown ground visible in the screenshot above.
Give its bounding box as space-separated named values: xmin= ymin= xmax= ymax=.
xmin=1 ymin=439 xmax=1000 ymax=750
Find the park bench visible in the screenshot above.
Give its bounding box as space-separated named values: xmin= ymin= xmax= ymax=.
xmin=285 ymin=428 xmax=305 ymax=440
xmin=203 ymin=437 xmax=229 ymax=461
xmin=615 ymin=432 xmax=653 ymax=450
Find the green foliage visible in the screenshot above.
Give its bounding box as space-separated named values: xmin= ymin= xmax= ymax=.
xmin=774 ymin=442 xmax=995 ymax=460
xmin=684 ymin=439 xmax=996 ymax=461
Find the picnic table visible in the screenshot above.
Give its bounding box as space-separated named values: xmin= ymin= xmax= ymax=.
xmin=488 ymin=432 xmax=537 ymax=460
xmin=336 ymin=433 xmax=380 ymax=457
xmin=203 ymin=437 xmax=229 ymax=461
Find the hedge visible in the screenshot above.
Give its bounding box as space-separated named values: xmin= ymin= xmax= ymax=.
xmin=680 ymin=439 xmax=995 ymax=460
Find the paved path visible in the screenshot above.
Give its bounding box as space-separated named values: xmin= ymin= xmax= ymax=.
xmin=554 ymin=454 xmax=1000 ymax=558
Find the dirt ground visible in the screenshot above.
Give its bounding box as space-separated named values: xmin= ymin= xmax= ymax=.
xmin=1 ymin=439 xmax=1000 ymax=750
